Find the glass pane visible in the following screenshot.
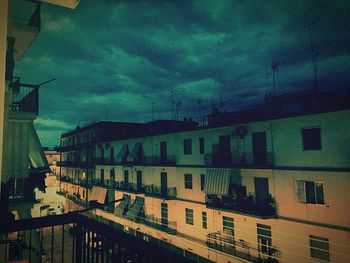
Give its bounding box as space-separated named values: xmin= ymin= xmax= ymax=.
xmin=305 ymin=181 xmax=316 ymax=204
xmin=316 ymin=182 xmax=325 ymax=204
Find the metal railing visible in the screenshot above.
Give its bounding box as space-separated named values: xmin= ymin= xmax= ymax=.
xmin=114 ymin=182 xmax=145 ymax=193
xmin=10 ymin=78 xmax=39 ymax=114
xmin=204 ymin=152 xmax=274 ymax=167
xmin=0 ymin=212 xmax=197 ymax=263
xmin=143 ymin=215 xmax=177 ymax=234
xmin=207 ymin=232 xmax=279 ymax=263
xmin=145 ymin=185 xmax=177 ymax=199
xmin=205 ymin=195 xmax=277 ymax=217
xmin=144 ymin=155 xmax=176 ymax=166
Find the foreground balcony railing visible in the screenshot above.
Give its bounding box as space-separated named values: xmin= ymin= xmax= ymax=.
xmin=57 ymin=161 xmax=94 ymax=168
xmin=204 ymin=152 xmax=274 ymax=167
xmin=206 ymin=195 xmax=276 ymax=217
xmin=207 ymin=232 xmax=279 ymax=263
xmin=145 ymin=185 xmax=177 ymax=199
xmin=10 ymin=78 xmax=39 ymax=114
xmin=0 ymin=211 xmax=196 ymax=263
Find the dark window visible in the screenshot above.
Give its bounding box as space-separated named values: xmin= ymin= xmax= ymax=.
xmin=183 ymin=139 xmax=192 ymax=154
xmin=199 ymin=137 xmax=205 ymax=154
xmin=302 ymin=127 xmax=321 ymax=150
xmin=200 ymin=174 xmax=205 ymax=191
xmin=305 ymin=181 xmax=324 ymax=204
xmin=202 ymin=211 xmax=207 ymax=229
xmin=161 ymin=203 xmax=168 ymax=226
xmin=124 ymin=170 xmax=129 ymax=185
xmin=257 ymin=224 xmax=272 ymax=255
xmin=100 ymin=169 xmax=104 ymax=184
xmin=185 ymin=208 xmax=194 ymax=225
xmin=310 ymin=235 xmax=330 ymax=262
xmin=223 ymin=216 xmax=234 ymax=243
xmin=184 ymin=174 xmax=193 ymax=189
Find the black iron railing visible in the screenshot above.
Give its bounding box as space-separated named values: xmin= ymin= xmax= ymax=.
xmin=207 ymin=232 xmax=279 ymax=263
xmin=144 ymin=155 xmax=176 ymax=166
xmin=0 ymin=212 xmax=200 ymax=263
xmin=205 ymin=195 xmax=276 ymax=217
xmin=145 ymin=185 xmax=177 ymax=199
xmin=114 ymin=182 xmax=145 ymax=193
xmin=204 ymin=152 xmax=274 ymax=167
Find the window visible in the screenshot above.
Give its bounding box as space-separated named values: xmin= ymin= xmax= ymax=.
xmin=223 ymin=216 xmax=234 ymax=243
xmin=161 ymin=203 xmax=168 ymax=226
xmin=302 ymin=127 xmax=321 ymax=150
xmin=184 ymin=174 xmax=193 ymax=189
xmin=185 ymin=208 xmax=194 ymax=225
xmin=183 ymin=139 xmax=192 ymax=154
xmin=124 ymin=170 xmax=129 ymax=185
xmin=200 ymin=174 xmax=205 ymax=191
xmin=100 ymin=169 xmax=104 ymax=184
xmin=257 ymin=224 xmax=272 ymax=255
xmin=310 ymin=235 xmax=330 ymax=262
xmin=296 ymin=180 xmax=324 ymax=204
xmin=199 ymin=137 xmax=205 ymax=154
xmin=202 ymin=211 xmax=207 ymax=229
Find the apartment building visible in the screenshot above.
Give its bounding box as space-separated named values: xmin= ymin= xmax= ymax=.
xmin=72 ymin=91 xmax=350 ymax=263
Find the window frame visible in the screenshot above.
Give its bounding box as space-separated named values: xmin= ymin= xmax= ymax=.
xmin=199 ymin=137 xmax=205 ymax=154
xmin=185 ymin=208 xmax=194 ymax=225
xmin=302 ymin=127 xmax=321 ymax=151
xmin=184 ymin=174 xmax=193 ymax=189
xmin=183 ymin=139 xmax=192 ymax=155
xmin=309 ymin=235 xmax=330 ymax=262
xmin=202 ymin=211 xmax=207 ymax=229
xmin=296 ymin=180 xmax=325 ymax=205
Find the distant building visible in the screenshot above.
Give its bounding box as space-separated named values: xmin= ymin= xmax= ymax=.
xmin=59 ymin=90 xmax=350 ymax=263
xmin=44 ymin=148 xmax=60 ymax=176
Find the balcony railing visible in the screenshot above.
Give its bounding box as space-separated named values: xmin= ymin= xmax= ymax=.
xmin=94 ymin=157 xmax=115 ymax=165
xmin=0 ymin=211 xmax=195 ymax=263
xmin=115 ymin=182 xmax=145 ymax=193
xmin=145 ymin=185 xmax=177 ymax=199
xmin=57 ymin=160 xmax=93 ymax=168
xmin=206 ymin=194 xmax=276 ymax=217
xmin=10 ymin=0 xmax=41 ymax=29
xmin=10 ymin=78 xmax=39 ymax=114
xmin=207 ymin=232 xmax=279 ymax=263
xmin=204 ymin=152 xmax=274 ymax=167
xmin=144 ymin=155 xmax=176 ymax=166
xmin=143 ymin=215 xmax=177 ymax=234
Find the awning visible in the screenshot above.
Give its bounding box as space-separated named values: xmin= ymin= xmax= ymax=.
xmin=115 ymin=194 xmax=131 ymax=217
xmin=90 ymin=186 xmax=107 ymax=204
xmin=126 ymin=143 xmax=142 ymax=162
xmin=125 ymin=196 xmax=144 ymax=222
xmin=204 ymin=169 xmax=240 ymax=196
xmin=29 ymin=124 xmax=49 ymax=172
xmin=115 ymin=145 xmax=128 ymax=163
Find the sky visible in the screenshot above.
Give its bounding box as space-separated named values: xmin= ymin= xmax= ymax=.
xmin=14 ymin=0 xmax=350 ymax=147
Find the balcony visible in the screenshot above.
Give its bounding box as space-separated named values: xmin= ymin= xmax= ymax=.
xmin=10 ymin=78 xmax=39 ymax=114
xmin=144 ymin=155 xmax=176 ymax=166
xmin=206 ymin=194 xmax=276 ymax=218
xmin=94 ymin=157 xmax=115 ymax=165
xmin=145 ymin=185 xmax=177 ymax=199
xmin=57 ymin=144 xmax=75 ymax=152
xmin=0 ymin=211 xmax=194 ymax=263
xmin=115 ymin=181 xmax=145 ymax=193
xmin=143 ymin=215 xmax=177 ymax=234
xmin=8 ymin=0 xmax=41 ymax=60
xmin=207 ymin=232 xmax=279 ymax=263
xmin=204 ymin=152 xmax=274 ymax=168
xmin=57 ymin=160 xmax=93 ymax=168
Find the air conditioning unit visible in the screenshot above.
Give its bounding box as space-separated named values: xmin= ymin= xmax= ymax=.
xmin=236 ymin=125 xmax=248 ymax=138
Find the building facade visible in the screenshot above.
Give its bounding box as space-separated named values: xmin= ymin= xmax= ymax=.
xmin=58 ymin=92 xmax=350 ymax=263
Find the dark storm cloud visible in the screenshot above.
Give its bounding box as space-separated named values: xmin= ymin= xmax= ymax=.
xmin=14 ymin=0 xmax=350 ymax=146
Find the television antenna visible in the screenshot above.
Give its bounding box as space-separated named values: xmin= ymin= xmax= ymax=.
xmin=271 ymin=61 xmax=279 ymax=96
xmin=308 ymin=21 xmax=320 ymax=92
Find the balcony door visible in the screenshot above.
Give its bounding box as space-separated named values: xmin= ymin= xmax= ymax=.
xmin=160 ymin=141 xmax=167 ymax=164
xmin=160 ymin=172 xmax=168 ymax=196
xmin=252 ymin=132 xmax=267 ymax=165
xmin=219 ymin=135 xmax=231 ymax=165
xmin=254 ymin=177 xmax=269 ymax=211
xmin=137 ymin=171 xmax=142 ymax=192
xmin=161 ymin=203 xmax=168 ymax=226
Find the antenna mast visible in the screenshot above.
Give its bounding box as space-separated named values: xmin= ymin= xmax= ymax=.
xmin=308 ymin=21 xmax=319 ymax=92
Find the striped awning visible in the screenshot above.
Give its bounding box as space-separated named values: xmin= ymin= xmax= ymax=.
xmin=127 ymin=143 xmax=142 ymax=162
xmin=125 ymin=196 xmax=144 ymax=222
xmin=29 ymin=124 xmax=49 ymax=171
xmin=116 ymin=145 xmax=128 ymax=163
xmin=90 ymin=186 xmax=107 ymax=204
xmin=115 ymin=194 xmax=131 ymax=217
xmin=204 ymin=169 xmax=238 ymax=196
